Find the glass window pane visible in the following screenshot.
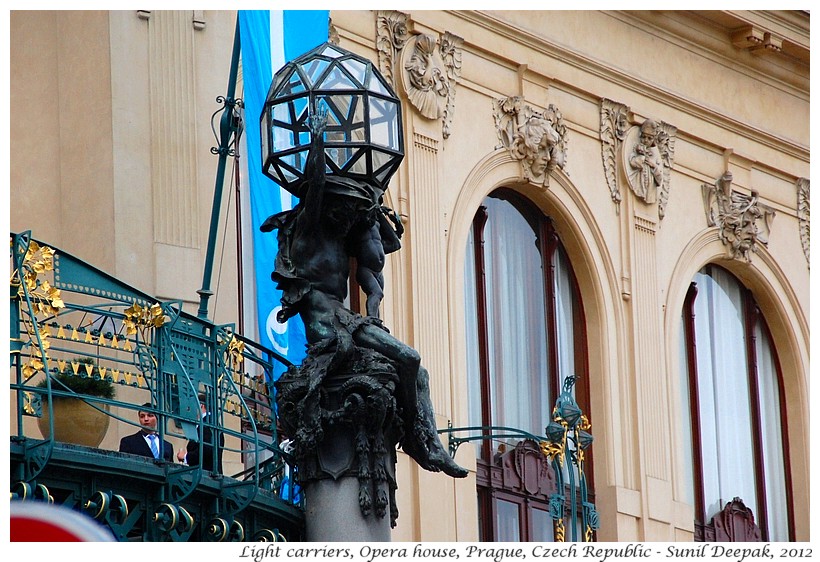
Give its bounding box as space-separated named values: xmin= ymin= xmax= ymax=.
xmin=755 ymin=323 xmax=788 ymax=541
xmin=483 ymin=197 xmax=549 ymax=444
xmin=369 ymin=98 xmax=399 ymax=149
xmin=319 ymin=66 xmax=357 ymax=90
xmin=495 ymin=499 xmax=520 ymax=542
xmin=368 ymin=73 xmax=391 ymax=95
xmin=691 ymin=267 xmax=757 ymax=522
xmin=277 ymin=68 xmax=307 ymax=96
xmin=299 ymin=59 xmax=330 ymax=87
xmin=531 ymin=508 xmax=555 ymax=542
xmin=320 ymin=45 xmax=344 ymax=58
xmin=341 ymin=58 xmax=368 ymax=87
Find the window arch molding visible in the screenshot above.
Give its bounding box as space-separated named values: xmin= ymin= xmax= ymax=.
xmin=445 ymin=148 xmax=629 ymax=541
xmin=664 ymin=228 xmax=809 ymax=540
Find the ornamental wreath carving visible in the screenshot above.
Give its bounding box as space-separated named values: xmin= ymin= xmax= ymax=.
xmin=376 ymin=10 xmax=463 ymax=139
xmin=494 ymin=96 xmax=568 ymax=187
xmin=702 ymin=171 xmax=775 ymax=263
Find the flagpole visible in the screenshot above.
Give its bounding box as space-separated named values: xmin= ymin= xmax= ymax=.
xmin=197 ymin=16 xmax=243 ymax=320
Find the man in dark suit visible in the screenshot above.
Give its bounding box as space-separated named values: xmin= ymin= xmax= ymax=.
xmin=119 ymin=403 xmax=174 ymax=462
xmin=177 ymin=394 xmax=224 ymax=473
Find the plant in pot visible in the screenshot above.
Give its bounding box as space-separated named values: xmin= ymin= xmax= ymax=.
xmin=36 ymin=357 xmax=116 ymax=447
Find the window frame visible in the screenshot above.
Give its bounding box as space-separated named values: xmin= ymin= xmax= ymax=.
xmin=467 ymin=188 xmax=593 ymax=542
xmin=681 ymin=266 xmax=795 ymax=541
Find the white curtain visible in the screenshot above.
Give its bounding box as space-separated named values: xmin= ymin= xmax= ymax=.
xmin=482 ymin=197 xmax=550 ymax=440
xmin=756 ymin=323 xmax=788 ymax=541
xmin=692 ymin=268 xmax=757 ymax=522
xmin=554 ymin=246 xmax=577 ymax=394
xmin=684 ymin=267 xmax=788 ymax=539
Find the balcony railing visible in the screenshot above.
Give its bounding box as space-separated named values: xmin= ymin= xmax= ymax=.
xmin=10 ymin=231 xmax=304 ymax=541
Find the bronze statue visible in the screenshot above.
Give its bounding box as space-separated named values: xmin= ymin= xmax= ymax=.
xmin=263 ymin=108 xmax=466 ymax=527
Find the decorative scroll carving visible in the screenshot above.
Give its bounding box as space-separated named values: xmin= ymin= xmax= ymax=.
xmin=624 ymin=119 xmax=677 ymax=217
xmin=494 ymin=96 xmax=568 ymax=187
xmin=710 ymin=497 xmax=763 ymax=542
xmin=376 ymin=10 xmax=411 ymax=88
xmin=438 ymin=32 xmax=463 ymax=139
xmin=702 ymin=171 xmax=775 ymax=263
xmin=376 ymin=11 xmax=462 ymax=138
xmin=797 ymin=178 xmax=810 ymax=267
xmin=600 ymin=98 xmax=630 ymax=206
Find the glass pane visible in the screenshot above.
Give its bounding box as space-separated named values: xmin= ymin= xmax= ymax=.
xmin=464 ymin=226 xmax=483 ymax=446
xmin=300 ymin=59 xmax=330 ymax=87
xmin=325 ymin=146 xmax=356 ymax=170
xmin=554 ymin=246 xmax=577 ymax=389
xmin=369 ymin=98 xmax=399 ymax=149
xmin=483 ymin=197 xmax=550 ymax=445
xmin=280 ymin=164 xmax=298 ymax=183
xmin=692 ymin=267 xmax=757 ymax=521
xmin=348 ymin=151 xmax=368 ymax=174
xmin=495 ymin=499 xmax=520 ymax=542
xmin=273 ymin=102 xmax=293 ymax=126
xmin=531 ymin=508 xmax=555 ymax=542
xmin=341 ymin=58 xmax=368 ymax=87
xmin=321 ymin=45 xmax=344 ymax=58
xmin=264 ymin=162 xmax=283 ymax=184
xmin=318 ymin=66 xmax=357 ymax=90
xmin=260 ymin=110 xmax=269 ymax=159
xmin=374 ymin=165 xmax=394 ymax=186
xmin=755 ymin=323 xmax=788 ymax=541
xmin=277 ymin=68 xmax=307 ymax=97
xmin=368 ymin=73 xmax=391 ymax=95
xmin=281 ymin=150 xmax=309 ymax=174
xmin=371 ymin=149 xmax=394 ymax=173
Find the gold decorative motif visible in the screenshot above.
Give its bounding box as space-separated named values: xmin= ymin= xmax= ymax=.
xmin=124 ymin=303 xmax=166 ymax=339
xmin=554 ymin=518 xmax=565 ymax=542
xmin=12 ymin=241 xmax=65 ymax=317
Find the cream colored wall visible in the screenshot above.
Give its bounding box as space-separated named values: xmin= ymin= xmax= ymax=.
xmin=330 ymin=9 xmax=809 ymax=542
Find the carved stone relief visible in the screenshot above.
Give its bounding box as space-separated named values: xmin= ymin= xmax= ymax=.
xmin=797 ymin=178 xmax=810 ymax=267
xmin=494 ymin=96 xmax=568 ymax=187
xmin=328 ymin=19 xmax=340 ymax=46
xmin=623 ymin=119 xmax=676 ymax=218
xmin=600 ymin=99 xmax=676 ymax=218
xmin=702 ymin=171 xmax=775 ymax=263
xmin=600 ymin=99 xmax=630 ymax=206
xmin=375 ymin=10 xmax=462 ymax=139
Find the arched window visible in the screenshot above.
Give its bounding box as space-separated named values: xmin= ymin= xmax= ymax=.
xmin=679 ymin=265 xmax=793 ymax=541
xmin=464 ymin=188 xmax=591 ymax=541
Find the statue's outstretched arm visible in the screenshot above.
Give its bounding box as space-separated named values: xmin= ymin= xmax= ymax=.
xmin=302 ymin=107 xmax=329 ymax=227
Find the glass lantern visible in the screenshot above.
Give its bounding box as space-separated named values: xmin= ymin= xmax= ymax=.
xmin=260 ymin=42 xmax=405 ymax=199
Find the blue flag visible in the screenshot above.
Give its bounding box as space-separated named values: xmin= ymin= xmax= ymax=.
xmin=239 ymin=10 xmax=329 ymax=379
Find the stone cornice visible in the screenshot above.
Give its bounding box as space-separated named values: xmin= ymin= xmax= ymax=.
xmin=445 ymin=10 xmax=809 ymax=167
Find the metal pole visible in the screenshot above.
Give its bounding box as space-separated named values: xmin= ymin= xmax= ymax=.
xmin=197 ymin=17 xmax=242 ymax=320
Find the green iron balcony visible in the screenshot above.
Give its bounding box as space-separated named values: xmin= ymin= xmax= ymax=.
xmin=10 ymin=231 xmax=304 ymax=541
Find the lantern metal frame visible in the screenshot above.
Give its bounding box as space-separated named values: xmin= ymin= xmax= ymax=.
xmin=260 ymin=42 xmax=405 ymax=198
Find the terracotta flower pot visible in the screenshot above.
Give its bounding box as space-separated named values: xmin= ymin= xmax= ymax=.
xmin=37 ymin=398 xmax=111 ymax=447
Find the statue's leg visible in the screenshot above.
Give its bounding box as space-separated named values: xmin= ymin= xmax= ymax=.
xmin=353 ymin=326 xmax=467 ymax=478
